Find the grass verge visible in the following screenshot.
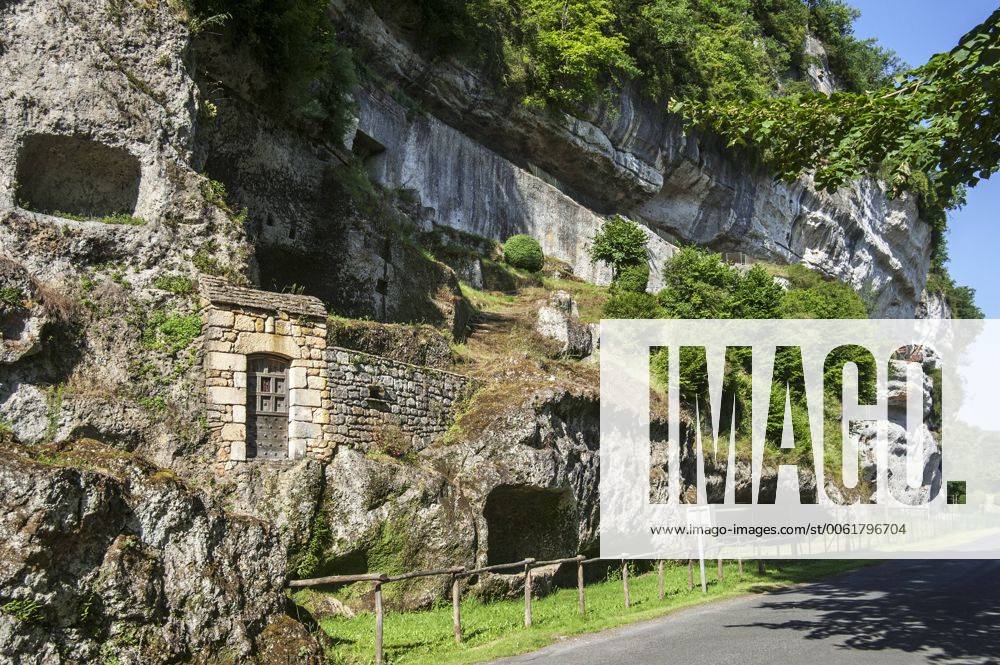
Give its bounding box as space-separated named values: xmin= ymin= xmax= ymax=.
xmin=321 ymin=559 xmax=869 ymax=664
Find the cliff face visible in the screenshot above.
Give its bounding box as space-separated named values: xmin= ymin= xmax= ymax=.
xmin=337 ymin=4 xmax=933 ymax=317
xmin=0 ymin=0 xmax=947 ymax=655
xmin=0 ymin=440 xmax=324 ymax=665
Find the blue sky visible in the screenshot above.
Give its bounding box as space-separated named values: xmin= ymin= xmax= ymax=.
xmin=850 ymin=1 xmax=998 ymax=316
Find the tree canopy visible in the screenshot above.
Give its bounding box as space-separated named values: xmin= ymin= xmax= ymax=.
xmin=672 ymin=9 xmax=999 ymax=228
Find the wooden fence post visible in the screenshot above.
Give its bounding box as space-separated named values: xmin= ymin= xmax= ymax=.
xmin=524 ymin=559 xmax=534 ymax=628
xmin=576 ymin=555 xmax=586 ymax=615
xmin=374 ymin=581 xmax=384 ymax=665
xmin=622 ymin=560 xmax=631 ymax=608
xmin=687 ymin=559 xmax=694 ymax=591
xmin=738 ymin=558 xmax=744 ymax=576
xmin=452 ymin=573 xmax=462 ymax=644
xmin=717 ymin=558 xmax=724 ymax=583
xmin=657 ymin=560 xmax=665 ymax=600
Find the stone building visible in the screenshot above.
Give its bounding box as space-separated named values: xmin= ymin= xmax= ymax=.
xmin=201 ymin=277 xmax=333 ymax=465
xmin=201 ymin=277 xmax=475 ymax=466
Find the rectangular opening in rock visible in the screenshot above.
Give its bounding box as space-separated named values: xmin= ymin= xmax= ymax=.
xmin=484 ymin=485 xmax=578 ymax=565
xmin=15 ymin=134 xmax=140 ymax=219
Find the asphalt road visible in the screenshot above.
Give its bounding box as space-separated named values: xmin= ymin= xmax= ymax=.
xmin=492 ymin=560 xmax=1000 ymax=665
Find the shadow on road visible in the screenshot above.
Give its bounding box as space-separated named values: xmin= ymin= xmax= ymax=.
xmin=725 ymin=560 xmax=1000 ymax=664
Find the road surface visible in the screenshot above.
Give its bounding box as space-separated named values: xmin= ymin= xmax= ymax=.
xmin=492 ymin=560 xmax=1000 ymax=665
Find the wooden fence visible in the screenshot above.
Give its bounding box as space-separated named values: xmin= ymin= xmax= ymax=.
xmin=290 ymin=556 xmax=753 ymax=665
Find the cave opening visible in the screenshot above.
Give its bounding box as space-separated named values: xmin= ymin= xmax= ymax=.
xmin=15 ymin=134 xmax=140 ymax=219
xmin=483 ymin=485 xmax=579 ymax=565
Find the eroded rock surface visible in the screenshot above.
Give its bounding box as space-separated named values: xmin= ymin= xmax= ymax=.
xmin=0 ymin=439 xmax=318 ymax=665
xmin=535 ymin=291 xmax=593 ymax=358
xmin=337 ymin=5 xmax=932 ymax=316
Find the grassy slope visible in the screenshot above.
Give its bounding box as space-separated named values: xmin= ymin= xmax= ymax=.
xmin=321 ymin=559 xmax=868 ymax=664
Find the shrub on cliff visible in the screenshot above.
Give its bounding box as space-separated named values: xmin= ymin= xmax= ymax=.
xmin=602 ymin=291 xmax=663 ymax=319
xmin=503 ymin=235 xmax=544 ymax=272
xmin=656 ymin=247 xmax=738 ymax=319
xmin=189 ymin=0 xmax=357 ymax=140
xmin=610 ymin=263 xmax=649 ymax=294
xmin=589 ymin=216 xmax=648 ymax=277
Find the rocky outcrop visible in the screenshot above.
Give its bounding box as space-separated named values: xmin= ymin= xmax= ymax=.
xmin=0 ymin=259 xmax=51 ymax=365
xmin=336 ymin=5 xmax=933 ymax=316
xmin=296 ymin=384 xmax=599 ymax=611
xmin=535 ymin=291 xmax=594 ymax=359
xmin=917 ymin=289 xmax=953 ymax=319
xmin=0 ymin=439 xmax=320 ymax=664
xmin=353 ymin=86 xmax=678 ymax=290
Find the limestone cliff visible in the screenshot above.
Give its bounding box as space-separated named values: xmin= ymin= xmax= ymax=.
xmin=0 ymin=0 xmax=949 ymax=659
xmin=336 ymin=3 xmax=932 ymax=317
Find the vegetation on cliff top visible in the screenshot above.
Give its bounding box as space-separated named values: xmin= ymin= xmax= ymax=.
xmin=187 ymin=0 xmax=357 ymax=138
xmin=380 ymin=0 xmax=899 ymax=108
xmin=674 ymin=8 xmax=998 ymax=308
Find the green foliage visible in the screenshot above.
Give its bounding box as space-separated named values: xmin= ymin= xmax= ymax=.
xmin=730 ymin=265 xmax=785 ymax=318
xmin=808 ymin=0 xmax=903 ymax=91
xmin=294 ymin=511 xmax=333 ymax=578
xmin=503 ymin=234 xmax=545 ymax=271
xmin=189 ymin=0 xmax=357 ymax=139
xmin=47 ymin=211 xmax=145 ymax=225
xmin=1 ymin=598 xmax=43 ymax=624
xmin=319 ymin=560 xmax=867 ymax=663
xmin=517 ymin=0 xmax=639 ymax=108
xmin=602 ymin=291 xmax=663 ymax=318
xmin=151 ymin=275 xmax=196 ymax=296
xmin=200 ymin=179 xmax=228 ymax=209
xmin=192 ymin=240 xmax=224 ymax=276
xmin=391 ymin=1 xmax=897 ymax=109
xmin=589 ymin=216 xmax=648 ymax=274
xmin=633 ymin=247 xmax=866 ymax=322
xmin=656 ymin=247 xmax=738 ymax=318
xmin=673 ymin=9 xmax=998 ymax=277
xmin=777 ymin=265 xmax=867 ymax=318
xmin=0 ymin=286 xmax=25 ymax=310
xmin=610 ymin=262 xmax=649 ymax=294
xmin=926 ymin=269 xmax=985 ymax=319
xmin=141 ymin=311 xmax=202 ymax=356
xmin=623 ymin=0 xmax=779 ymax=102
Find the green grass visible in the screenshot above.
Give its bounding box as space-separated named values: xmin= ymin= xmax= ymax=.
xmin=47 ymin=210 xmax=146 ymax=225
xmin=320 ymin=559 xmax=867 ymax=664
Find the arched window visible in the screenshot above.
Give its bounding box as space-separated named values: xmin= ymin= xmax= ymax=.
xmin=247 ymin=354 xmax=290 ymax=459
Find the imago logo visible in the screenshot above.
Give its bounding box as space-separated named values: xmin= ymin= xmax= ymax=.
xmin=600 ymin=319 xmax=1000 ymax=560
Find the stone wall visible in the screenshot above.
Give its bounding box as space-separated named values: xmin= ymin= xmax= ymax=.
xmin=326 ymin=347 xmax=474 ymax=452
xmin=201 ymin=278 xmax=333 ymax=466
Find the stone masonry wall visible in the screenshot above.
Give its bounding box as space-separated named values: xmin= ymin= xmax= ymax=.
xmin=326 ymin=347 xmax=474 ymax=452
xmin=203 ymin=299 xmax=333 ymax=466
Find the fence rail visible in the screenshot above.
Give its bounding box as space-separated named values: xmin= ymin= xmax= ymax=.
xmin=292 ymin=555 xmax=751 ymax=665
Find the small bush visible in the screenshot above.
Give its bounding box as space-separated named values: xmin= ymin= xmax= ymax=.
xmin=141 ymin=311 xmax=202 ymax=356
xmin=0 ymin=286 xmax=26 ymax=311
xmin=779 ymin=275 xmax=867 ymax=319
xmin=589 ymin=216 xmax=648 ymax=274
xmin=602 ymin=291 xmax=663 ymax=319
xmin=610 ymin=263 xmax=649 ymax=294
xmin=503 ymin=234 xmax=544 ymax=272
xmin=200 ymin=179 xmax=228 ymax=209
xmin=1 ymin=598 xmax=43 ymax=624
xmin=152 ymin=275 xmax=196 ymax=295
xmin=657 ymin=247 xmax=739 ymax=319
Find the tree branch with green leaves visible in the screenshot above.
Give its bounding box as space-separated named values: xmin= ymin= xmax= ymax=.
xmin=671 ymin=8 xmax=998 ymax=214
